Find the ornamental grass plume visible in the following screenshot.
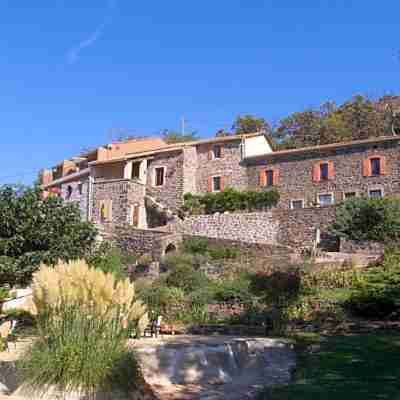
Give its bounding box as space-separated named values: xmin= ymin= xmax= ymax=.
xmin=20 ymin=260 xmax=148 ymax=398
xmin=32 ymin=259 xmax=148 ymax=326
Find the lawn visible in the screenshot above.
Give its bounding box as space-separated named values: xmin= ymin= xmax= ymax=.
xmin=259 ymin=332 xmax=400 ymax=400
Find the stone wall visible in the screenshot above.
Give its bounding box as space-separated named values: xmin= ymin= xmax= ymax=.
xmin=196 ymin=140 xmax=248 ymax=194
xmin=180 ymin=207 xmax=338 ymax=251
xmin=114 ymin=226 xmax=182 ymax=259
xmin=274 ymin=206 xmax=337 ymax=250
xmin=340 ymin=238 xmax=385 ymax=255
xmin=181 ymin=212 xmax=278 ymax=244
xmin=246 ymin=139 xmax=400 ymax=209
xmin=182 ymin=146 xmax=198 ymax=195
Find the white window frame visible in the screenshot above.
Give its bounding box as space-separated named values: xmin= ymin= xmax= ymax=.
xmin=211 ymin=175 xmax=222 ymax=192
xmin=317 ymin=192 xmax=335 ymax=206
xmin=368 ymin=187 xmax=384 ymax=199
xmin=153 ymin=166 xmax=166 ymax=187
xmin=212 ymin=144 xmax=222 ymax=159
xmin=290 ymin=199 xmax=305 ymax=209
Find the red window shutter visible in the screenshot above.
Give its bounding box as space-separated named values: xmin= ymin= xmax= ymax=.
xmin=362 ymin=159 xmax=371 ymax=177
xmin=312 ymin=163 xmax=321 ymax=182
xmin=220 ymin=176 xmax=225 ymax=191
xmin=220 ymin=145 xmax=225 ymax=158
xmin=259 ymin=170 xmax=267 ymax=186
xmin=207 ymin=177 xmax=212 ymax=192
xmin=208 ymin=146 xmax=213 ymax=161
xmin=328 ymin=161 xmax=335 ymax=179
xmin=273 ymin=169 xmax=279 ymax=185
xmin=380 ymin=156 xmax=386 ymax=175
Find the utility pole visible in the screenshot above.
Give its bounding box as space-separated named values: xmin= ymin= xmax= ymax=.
xmin=181 ymin=116 xmax=185 ymax=135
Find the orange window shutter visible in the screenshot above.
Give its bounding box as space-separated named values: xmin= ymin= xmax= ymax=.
xmin=259 ymin=170 xmax=266 ymax=186
xmin=362 ymin=159 xmax=371 ymax=177
xmin=273 ymin=169 xmax=279 ymax=185
xmin=207 ymin=177 xmax=212 ymax=192
xmin=312 ymin=163 xmax=320 ymax=182
xmin=328 ymin=161 xmax=335 ymax=179
xmin=380 ymin=156 xmax=386 ymax=175
xmin=220 ymin=176 xmax=225 ymax=191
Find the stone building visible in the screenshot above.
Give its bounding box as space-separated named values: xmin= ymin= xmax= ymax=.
xmin=41 ymin=134 xmax=400 ymax=253
xmin=41 ymin=133 xmax=272 ymax=230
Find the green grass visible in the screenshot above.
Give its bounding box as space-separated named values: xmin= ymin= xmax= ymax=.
xmin=259 ymin=332 xmax=400 ymax=400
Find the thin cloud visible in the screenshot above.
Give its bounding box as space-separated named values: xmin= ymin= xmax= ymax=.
xmin=66 ymin=1 xmax=116 ymax=64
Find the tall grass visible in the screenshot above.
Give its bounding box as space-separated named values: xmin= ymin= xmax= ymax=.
xmin=20 ymin=260 xmax=148 ymax=398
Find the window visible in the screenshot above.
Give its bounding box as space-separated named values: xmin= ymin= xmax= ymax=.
xmin=155 ymin=167 xmax=165 ymax=186
xmin=260 ymin=169 xmax=278 ymax=187
xmin=66 ymin=185 xmax=73 ymax=199
xmin=78 ymin=183 xmax=83 ymax=195
xmin=290 ymin=199 xmax=304 ymax=209
xmin=266 ymin=170 xmax=274 ymax=186
xmin=369 ymin=189 xmax=383 ymax=198
xmin=344 ymin=192 xmax=356 ymax=199
xmin=370 ymin=158 xmax=381 ymax=176
xmin=212 ymin=176 xmax=222 ymax=192
xmin=132 ymin=162 xmax=140 ymax=180
xmin=320 ymin=163 xmax=329 ymax=181
xmin=100 ymin=200 xmax=112 ymax=222
xmin=213 ymin=145 xmax=222 ymax=159
xmin=318 ymin=193 xmax=334 ymax=206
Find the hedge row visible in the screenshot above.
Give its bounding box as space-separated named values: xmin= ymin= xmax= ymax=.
xmin=182 ymin=187 xmax=280 ymax=215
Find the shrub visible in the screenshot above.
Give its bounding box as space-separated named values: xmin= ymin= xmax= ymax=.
xmin=213 ymin=274 xmax=252 ymax=303
xmin=250 ymin=267 xmax=301 ymax=334
xmin=330 ymin=196 xmax=400 ymax=242
xmin=182 ymin=187 xmax=280 ymax=215
xmin=85 ymin=242 xmax=126 ymax=281
xmin=0 ymin=185 xmax=97 ymax=286
xmin=345 ymin=248 xmax=400 ymax=318
xmin=21 ymin=260 xmax=148 ymax=397
xmin=163 ymin=254 xmax=210 ymax=293
xmin=183 ymin=237 xmax=240 ymax=260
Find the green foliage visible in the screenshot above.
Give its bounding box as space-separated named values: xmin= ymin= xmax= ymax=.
xmin=161 ymin=129 xmax=198 ymax=144
xmin=165 ymin=255 xmax=210 ymax=294
xmin=183 ymin=188 xmax=279 ymax=215
xmin=20 ymin=261 xmax=146 ymax=397
xmin=233 ymin=114 xmax=271 ymax=135
xmin=346 ymin=248 xmax=400 ymax=318
xmin=20 ymin=304 xmax=139 ymax=397
xmin=330 ymin=197 xmax=400 ymax=242
xmin=213 ymin=275 xmax=252 ymax=303
xmin=183 ymin=237 xmax=240 ymax=260
xmin=0 ymin=185 xmax=97 ymax=286
xmin=85 ymin=242 xmax=127 ymax=281
xmin=273 ymin=95 xmax=395 ymax=150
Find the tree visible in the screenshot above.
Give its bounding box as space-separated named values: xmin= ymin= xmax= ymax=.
xmin=233 ymin=114 xmax=271 ymax=135
xmin=0 ymin=185 xmax=97 ymax=286
xmin=273 ymin=95 xmax=398 ymax=150
xmin=161 ymin=129 xmax=199 ymax=144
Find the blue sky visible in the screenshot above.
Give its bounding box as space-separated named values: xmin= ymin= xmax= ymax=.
xmin=1 ymin=1 xmax=399 ymax=184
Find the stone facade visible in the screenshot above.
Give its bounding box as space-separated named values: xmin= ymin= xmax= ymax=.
xmin=246 ymin=138 xmax=400 ymax=209
xmin=146 ymin=150 xmax=184 ymax=212
xmin=92 ymin=179 xmax=146 ymax=228
xmin=61 ymin=178 xmax=89 ymax=221
xmin=196 ymin=139 xmax=248 ymax=193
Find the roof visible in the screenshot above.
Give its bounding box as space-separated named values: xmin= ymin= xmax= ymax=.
xmin=245 ymin=135 xmax=400 ymax=160
xmin=90 ymin=133 xmax=264 ymax=166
